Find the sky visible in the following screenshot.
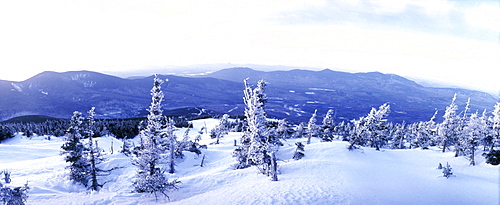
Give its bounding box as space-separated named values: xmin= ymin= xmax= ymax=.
xmin=0 ymin=0 xmax=499 ymax=94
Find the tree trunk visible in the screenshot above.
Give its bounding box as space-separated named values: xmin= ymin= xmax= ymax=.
xmin=169 ymin=141 xmax=175 ymax=174
xmin=270 ymin=152 xmax=278 ymax=181
xmin=470 ymin=146 xmax=476 ymax=166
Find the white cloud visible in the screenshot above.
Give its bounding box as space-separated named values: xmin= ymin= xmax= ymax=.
xmin=465 ymin=3 xmax=500 ymax=32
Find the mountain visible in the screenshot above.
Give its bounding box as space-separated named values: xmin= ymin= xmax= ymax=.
xmin=205 ymin=67 xmax=498 ymax=122
xmin=0 ymin=68 xmax=497 ymax=123
xmin=0 ymin=71 xmax=243 ymax=121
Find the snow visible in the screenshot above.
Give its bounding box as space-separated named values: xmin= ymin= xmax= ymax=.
xmin=309 ymin=88 xmax=336 ymax=92
xmin=1 ymin=119 xmax=499 ymax=205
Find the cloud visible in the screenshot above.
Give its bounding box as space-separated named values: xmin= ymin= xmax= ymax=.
xmin=276 ymin=0 xmax=498 ymax=42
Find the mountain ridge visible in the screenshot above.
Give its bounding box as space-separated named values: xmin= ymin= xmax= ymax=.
xmin=1 ymin=68 xmax=497 ymax=123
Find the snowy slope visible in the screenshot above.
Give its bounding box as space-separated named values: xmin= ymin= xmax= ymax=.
xmin=0 ymin=119 xmax=498 ymax=205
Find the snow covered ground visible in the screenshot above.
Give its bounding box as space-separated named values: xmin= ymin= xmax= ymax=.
xmin=1 ymin=119 xmax=498 ymax=205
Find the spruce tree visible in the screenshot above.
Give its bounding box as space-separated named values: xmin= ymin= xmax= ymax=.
xmin=437 ymin=94 xmax=460 ymax=153
xmin=348 ymin=103 xmax=390 ymax=150
xmin=132 ymin=74 xmax=179 ymax=198
xmin=210 ymin=114 xmax=230 ymax=144
xmin=293 ymin=142 xmax=305 ymax=160
xmin=306 ymin=109 xmax=318 ymax=144
xmin=86 ymin=107 xmax=106 ymax=191
xmin=462 ymin=112 xmax=486 ymax=166
xmin=0 ymin=177 xmax=29 ymax=205
xmin=491 ymin=103 xmax=500 ymax=151
xmin=320 ymin=109 xmax=336 ymax=142
xmin=61 ymin=111 xmax=89 ymax=186
xmin=233 ymin=79 xmax=279 ymax=181
xmin=442 ymin=162 xmax=454 ymax=178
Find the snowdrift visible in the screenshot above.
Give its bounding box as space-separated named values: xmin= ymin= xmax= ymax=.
xmin=0 ymin=119 xmax=498 ymax=205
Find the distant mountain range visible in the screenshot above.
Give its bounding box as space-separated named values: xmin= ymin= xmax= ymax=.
xmin=0 ymin=68 xmax=497 ymax=123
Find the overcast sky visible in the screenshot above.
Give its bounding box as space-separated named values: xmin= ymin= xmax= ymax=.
xmin=0 ymin=0 xmax=499 ymax=94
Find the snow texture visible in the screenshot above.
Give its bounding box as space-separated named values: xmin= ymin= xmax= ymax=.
xmin=0 ymin=118 xmax=498 ymax=205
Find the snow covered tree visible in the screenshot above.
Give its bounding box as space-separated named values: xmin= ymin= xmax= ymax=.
xmin=85 ymin=107 xmax=107 ymax=191
xmin=0 ymin=182 xmax=29 ymax=205
xmin=132 ymin=74 xmax=179 ymax=198
xmin=61 ymin=111 xmax=89 ymax=186
xmin=490 ymin=103 xmax=500 ymax=151
xmin=319 ymin=109 xmax=336 ymax=142
xmin=348 ymin=117 xmax=367 ymax=150
xmin=461 ymin=112 xmax=487 ymax=166
xmin=163 ymin=118 xmax=177 ymax=174
xmin=274 ymin=119 xmax=294 ymax=139
xmin=306 ymin=109 xmax=318 ymax=144
xmin=210 ymin=114 xmax=230 ymax=144
xmin=390 ymin=122 xmax=407 ymax=149
xmin=437 ymin=94 xmax=461 ymax=153
xmin=412 ymin=111 xmax=438 ymax=150
xmin=233 ymin=79 xmax=279 ymax=181
xmin=2 ymin=170 xmax=11 ymax=184
xmin=293 ymin=122 xmax=307 ymax=138
xmin=293 ymin=142 xmax=305 ymax=160
xmin=348 ymin=104 xmax=390 ymax=151
xmin=442 ymin=162 xmax=454 ymax=178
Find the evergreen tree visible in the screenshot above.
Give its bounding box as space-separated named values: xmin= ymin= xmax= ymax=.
xmin=366 ymin=104 xmax=391 ymax=150
xmin=306 ymin=109 xmax=318 ymax=144
xmin=437 ymin=94 xmax=461 ymax=153
xmin=274 ymin=119 xmax=294 ymax=139
xmin=348 ymin=104 xmax=390 ymax=150
xmin=86 ymin=107 xmax=106 ymax=191
xmin=390 ymin=122 xmax=407 ymax=149
xmin=293 ymin=142 xmax=305 ymax=160
xmin=233 ymin=79 xmax=279 ymax=181
xmin=490 ymin=103 xmax=500 ymax=151
xmin=0 ymin=182 xmax=29 ymax=205
xmin=164 ymin=118 xmax=177 ymax=174
xmin=412 ymin=111 xmax=437 ymax=150
xmin=293 ymin=122 xmax=307 ymax=138
xmin=210 ymin=114 xmax=230 ymax=144
xmin=462 ymin=112 xmax=486 ymax=166
xmin=132 ymin=74 xmax=179 ymax=198
xmin=442 ymin=162 xmax=454 ymax=178
xmin=61 ymin=111 xmax=89 ymax=186
xmin=319 ymin=109 xmax=336 ymax=142
xmin=348 ymin=116 xmax=367 ymax=150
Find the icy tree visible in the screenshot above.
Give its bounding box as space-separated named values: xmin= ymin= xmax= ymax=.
xmin=61 ymin=111 xmax=89 ymax=186
xmin=210 ymin=114 xmax=230 ymax=144
xmin=348 ymin=104 xmax=390 ymax=151
xmin=390 ymin=122 xmax=407 ymax=149
xmin=233 ymin=79 xmax=279 ymax=181
xmin=306 ymin=109 xmax=318 ymax=144
xmin=490 ymin=103 xmax=500 ymax=151
xmin=85 ymin=107 xmax=106 ymax=191
xmin=0 ymin=182 xmax=29 ymax=205
xmin=437 ymin=94 xmax=461 ymax=153
xmin=274 ymin=119 xmax=294 ymax=139
xmin=164 ymin=118 xmax=178 ymax=174
xmin=319 ymin=109 xmax=336 ymax=142
xmin=2 ymin=170 xmax=11 ymax=184
xmin=348 ymin=117 xmax=367 ymax=150
xmin=365 ymin=104 xmax=391 ymax=150
xmin=442 ymin=162 xmax=454 ymax=178
xmin=132 ymin=74 xmax=179 ymax=198
xmin=461 ymin=112 xmax=487 ymax=166
xmin=293 ymin=142 xmax=305 ymax=160
xmin=412 ymin=111 xmax=438 ymax=150
xmin=293 ymin=122 xmax=307 ymax=138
